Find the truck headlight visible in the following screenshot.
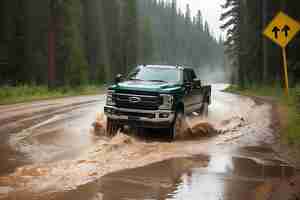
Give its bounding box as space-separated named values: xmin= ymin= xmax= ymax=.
xmin=159 ymin=94 xmax=174 ymax=110
xmin=106 ymin=90 xmax=116 ymax=106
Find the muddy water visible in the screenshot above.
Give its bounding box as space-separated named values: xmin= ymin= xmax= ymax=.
xmin=0 ymin=84 xmax=299 ymax=200
xmin=42 ymin=153 xmax=297 ymax=200
xmin=0 ymin=95 xmax=105 ymax=175
xmin=97 ymin=155 xmax=296 ymax=200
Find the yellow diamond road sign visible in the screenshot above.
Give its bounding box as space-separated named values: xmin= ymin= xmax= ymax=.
xmin=263 ymin=12 xmax=300 ymax=48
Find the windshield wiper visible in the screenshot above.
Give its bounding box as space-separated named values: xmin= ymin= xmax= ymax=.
xmin=148 ymin=80 xmax=167 ymax=83
xmin=129 ymin=78 xmax=143 ymax=81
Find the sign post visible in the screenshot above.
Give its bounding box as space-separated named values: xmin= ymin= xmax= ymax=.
xmin=282 ymin=47 xmax=289 ymax=96
xmin=263 ymin=12 xmax=300 ymax=96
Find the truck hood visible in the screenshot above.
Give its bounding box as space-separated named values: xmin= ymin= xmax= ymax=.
xmin=110 ymin=80 xmax=182 ymax=93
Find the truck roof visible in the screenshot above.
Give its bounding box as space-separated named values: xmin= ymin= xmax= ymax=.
xmin=138 ymin=64 xmax=194 ymax=71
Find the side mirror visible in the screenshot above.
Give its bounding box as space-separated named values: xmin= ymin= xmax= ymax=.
xmin=184 ymin=81 xmax=192 ymax=92
xmin=184 ymin=80 xmax=191 ymax=86
xmin=115 ymin=74 xmax=123 ymax=84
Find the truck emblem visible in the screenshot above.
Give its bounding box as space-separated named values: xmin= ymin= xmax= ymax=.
xmin=129 ymin=97 xmax=141 ymax=103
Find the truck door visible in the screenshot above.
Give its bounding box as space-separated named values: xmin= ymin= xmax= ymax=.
xmin=189 ymin=70 xmax=204 ymax=112
xmin=183 ymin=69 xmax=197 ymax=113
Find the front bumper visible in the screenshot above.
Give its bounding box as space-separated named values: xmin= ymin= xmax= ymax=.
xmin=104 ymin=106 xmax=175 ymax=128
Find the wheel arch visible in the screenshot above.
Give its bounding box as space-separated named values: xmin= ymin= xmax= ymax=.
xmin=203 ymin=86 xmax=212 ymax=104
xmin=175 ymin=102 xmax=185 ymax=114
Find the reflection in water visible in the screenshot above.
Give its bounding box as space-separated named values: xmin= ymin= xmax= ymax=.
xmin=170 ymin=155 xmax=233 ymax=200
xmin=170 ymin=156 xmax=233 ymax=200
xmin=96 ymin=155 xmax=296 ymax=200
xmin=98 ymin=156 xmax=210 ymax=200
xmin=207 ymin=155 xmax=234 ymax=174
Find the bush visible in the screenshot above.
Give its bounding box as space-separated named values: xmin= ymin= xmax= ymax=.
xmin=0 ymin=85 xmax=102 ymax=105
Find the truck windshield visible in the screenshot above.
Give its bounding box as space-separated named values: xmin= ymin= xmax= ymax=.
xmin=128 ymin=67 xmax=181 ymax=83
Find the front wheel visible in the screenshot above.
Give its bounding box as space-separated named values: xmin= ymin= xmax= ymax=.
xmin=200 ymin=102 xmax=209 ymax=117
xmin=168 ymin=112 xmax=185 ymax=141
xmin=106 ymin=118 xmax=120 ymax=137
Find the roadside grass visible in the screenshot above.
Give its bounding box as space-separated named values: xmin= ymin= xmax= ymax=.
xmin=225 ymin=84 xmax=300 ymax=146
xmin=0 ymin=85 xmax=105 ymax=105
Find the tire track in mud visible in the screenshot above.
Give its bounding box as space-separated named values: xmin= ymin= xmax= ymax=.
xmin=0 ymin=100 xmax=101 ymax=132
xmin=0 ymin=95 xmax=104 ymax=113
xmin=9 ymin=101 xmax=99 ymax=140
xmin=0 ymin=97 xmax=104 ymax=176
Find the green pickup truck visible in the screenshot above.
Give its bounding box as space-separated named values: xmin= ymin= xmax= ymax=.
xmin=104 ymin=65 xmax=211 ymax=140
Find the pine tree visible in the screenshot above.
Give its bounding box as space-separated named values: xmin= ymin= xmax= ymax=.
xmin=196 ymin=10 xmax=204 ymax=32
xmin=138 ymin=17 xmax=153 ymax=64
xmin=121 ymin=0 xmax=138 ymax=73
xmin=62 ymin=0 xmax=88 ymax=86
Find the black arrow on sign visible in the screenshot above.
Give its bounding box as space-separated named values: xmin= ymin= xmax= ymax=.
xmin=272 ymin=26 xmax=280 ymax=39
xmin=282 ymin=25 xmax=291 ymax=37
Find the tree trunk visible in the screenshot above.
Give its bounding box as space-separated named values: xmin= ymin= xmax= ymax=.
xmin=262 ymin=0 xmax=269 ymax=84
xmin=48 ymin=0 xmax=57 ymax=88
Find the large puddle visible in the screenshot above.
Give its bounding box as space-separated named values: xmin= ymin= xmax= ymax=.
xmin=98 ymin=156 xmax=296 ymax=200
xmin=44 ymin=153 xmax=297 ymax=200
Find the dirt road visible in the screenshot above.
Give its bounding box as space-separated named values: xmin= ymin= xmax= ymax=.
xmin=0 ymin=84 xmax=299 ymax=200
xmin=0 ymin=95 xmax=106 ymax=175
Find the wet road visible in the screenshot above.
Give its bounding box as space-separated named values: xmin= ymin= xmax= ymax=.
xmin=0 ymin=84 xmax=299 ymax=200
xmin=0 ymin=95 xmax=106 ymax=175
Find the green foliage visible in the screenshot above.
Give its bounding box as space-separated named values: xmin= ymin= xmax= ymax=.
xmin=0 ymin=85 xmax=103 ymax=105
xmin=138 ymin=17 xmax=154 ymax=64
xmin=122 ymin=0 xmax=138 ymax=71
xmin=62 ymin=0 xmax=88 ymax=86
xmin=1 ymin=0 xmax=224 ymax=88
xmin=221 ymin=0 xmax=300 ymax=88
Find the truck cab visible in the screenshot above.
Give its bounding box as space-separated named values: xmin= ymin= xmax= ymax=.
xmin=104 ymin=65 xmax=211 ymax=140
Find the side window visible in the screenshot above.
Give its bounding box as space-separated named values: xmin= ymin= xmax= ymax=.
xmin=184 ymin=69 xmax=197 ymax=82
xmin=191 ymin=70 xmax=197 ymax=80
xmin=186 ymin=70 xmax=194 ymax=82
xmin=183 ymin=71 xmax=190 ymax=82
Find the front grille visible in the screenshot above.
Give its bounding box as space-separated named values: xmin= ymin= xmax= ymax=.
xmin=116 ymin=110 xmax=155 ymax=119
xmin=116 ymin=90 xmax=158 ymax=96
xmin=114 ymin=92 xmax=161 ymax=110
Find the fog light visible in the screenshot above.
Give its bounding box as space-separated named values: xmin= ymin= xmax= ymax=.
xmin=160 ymin=113 xmax=170 ymax=118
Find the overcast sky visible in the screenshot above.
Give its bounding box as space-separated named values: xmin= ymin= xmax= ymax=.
xmin=177 ymin=0 xmax=224 ymax=38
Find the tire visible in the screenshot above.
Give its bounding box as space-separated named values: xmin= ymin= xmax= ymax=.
xmin=106 ymin=118 xmax=120 ymax=137
xmin=200 ymin=102 xmax=209 ymax=117
xmin=169 ymin=111 xmax=185 ymax=141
